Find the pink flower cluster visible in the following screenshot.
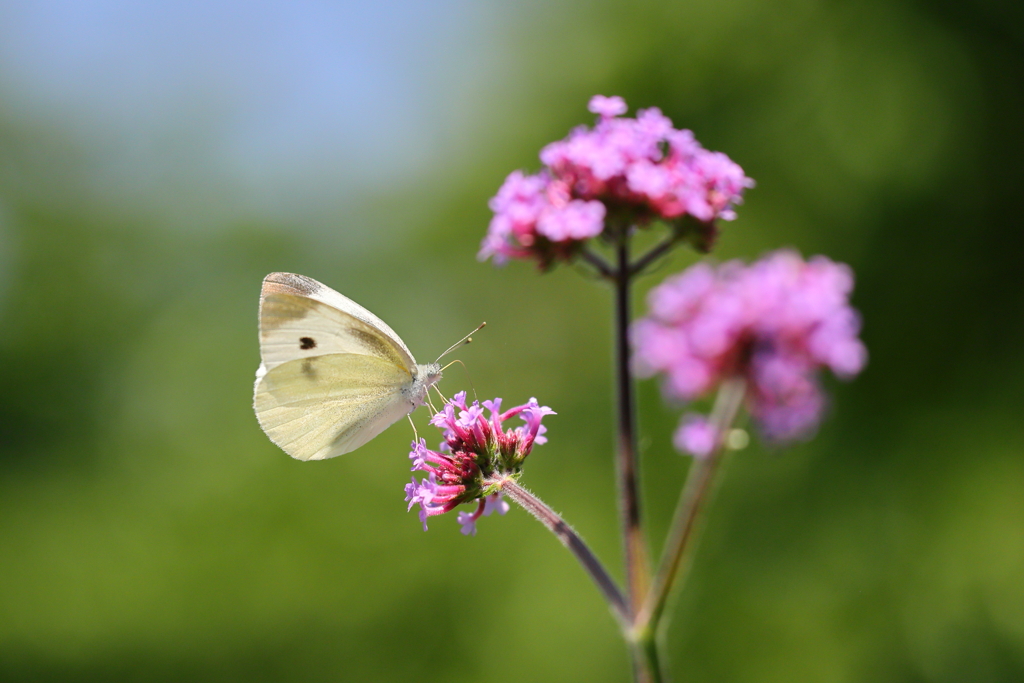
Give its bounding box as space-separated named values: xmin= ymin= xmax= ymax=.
xmin=404 ymin=392 xmax=555 ymax=534
xmin=480 ymin=95 xmax=754 ymax=268
xmin=632 ymin=251 xmax=867 ymax=443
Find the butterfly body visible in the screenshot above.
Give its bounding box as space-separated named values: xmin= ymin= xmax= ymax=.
xmin=254 ymin=272 xmax=441 ymax=460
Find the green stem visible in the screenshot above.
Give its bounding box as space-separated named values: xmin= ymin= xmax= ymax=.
xmin=631 ymin=626 xmax=665 ymax=683
xmin=635 ymin=378 xmax=746 ymax=631
xmin=497 ymin=478 xmax=632 ymax=631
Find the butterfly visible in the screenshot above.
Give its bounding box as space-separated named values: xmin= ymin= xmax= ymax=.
xmin=253 ymin=272 xmax=442 ymax=460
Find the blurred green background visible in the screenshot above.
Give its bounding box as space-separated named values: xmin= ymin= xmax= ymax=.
xmin=1 ymin=0 xmax=1022 ymax=681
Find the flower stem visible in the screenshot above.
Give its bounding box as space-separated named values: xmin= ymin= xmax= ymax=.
xmin=635 ymin=378 xmax=746 ymax=631
xmin=630 ymin=233 xmax=679 ymax=277
xmin=497 ymin=478 xmax=632 ymax=630
xmin=581 ymin=247 xmax=614 ymax=279
xmin=614 ymin=232 xmax=650 ymax=611
xmin=630 ymin=626 xmax=665 ymax=683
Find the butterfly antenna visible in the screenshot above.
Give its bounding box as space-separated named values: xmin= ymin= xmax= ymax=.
xmin=434 ymin=322 xmax=486 ymax=364
xmin=440 ymin=359 xmax=478 ymax=403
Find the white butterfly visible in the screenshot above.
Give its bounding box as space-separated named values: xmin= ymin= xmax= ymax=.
xmin=253 ymin=272 xmax=442 ymax=460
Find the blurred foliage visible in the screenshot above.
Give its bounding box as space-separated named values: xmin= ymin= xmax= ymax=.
xmin=1 ymin=0 xmax=1023 ymax=681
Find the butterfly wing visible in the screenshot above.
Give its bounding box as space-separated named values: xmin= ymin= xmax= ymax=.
xmin=254 ymin=353 xmax=417 ymax=460
xmin=257 ymin=272 xmax=417 ymax=372
xmin=254 ymin=272 xmax=421 ymax=460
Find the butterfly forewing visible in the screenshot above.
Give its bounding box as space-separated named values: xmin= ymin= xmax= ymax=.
xmin=258 ymin=272 xmax=417 ymax=373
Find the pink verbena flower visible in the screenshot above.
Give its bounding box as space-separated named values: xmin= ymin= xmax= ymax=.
xmin=480 ymin=95 xmax=754 ymax=269
xmin=633 ymin=250 xmax=867 ymax=444
xmin=404 ymin=392 xmax=555 ymax=532
xmin=457 ymin=493 xmax=510 ymax=536
xmin=673 ymin=414 xmax=718 ymax=458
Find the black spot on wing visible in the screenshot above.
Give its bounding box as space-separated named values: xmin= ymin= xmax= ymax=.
xmin=300 ymin=337 xmax=317 ymax=350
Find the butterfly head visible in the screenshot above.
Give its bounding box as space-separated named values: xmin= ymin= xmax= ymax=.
xmin=408 ymin=363 xmax=443 ymax=407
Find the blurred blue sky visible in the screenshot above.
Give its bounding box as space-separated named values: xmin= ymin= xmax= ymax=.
xmin=0 ymin=0 xmax=496 ymax=228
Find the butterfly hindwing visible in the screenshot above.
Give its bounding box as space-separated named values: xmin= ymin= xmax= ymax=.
xmin=254 ymin=353 xmax=416 ymax=460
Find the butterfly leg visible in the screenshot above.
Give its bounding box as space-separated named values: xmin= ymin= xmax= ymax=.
xmin=406 ymin=413 xmax=421 ymax=443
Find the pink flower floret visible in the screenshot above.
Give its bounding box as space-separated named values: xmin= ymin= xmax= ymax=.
xmin=588 ymin=95 xmax=628 ymax=118
xmin=673 ymin=414 xmax=719 ymax=459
